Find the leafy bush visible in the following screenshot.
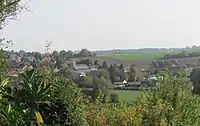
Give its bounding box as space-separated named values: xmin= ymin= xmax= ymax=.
xmin=49 ymin=78 xmax=87 ymax=126
xmin=85 ymin=92 xmax=142 ymax=126
xmin=0 ymin=69 xmax=87 ymax=125
xmin=2 ymin=68 xmax=200 ymax=125
xmin=136 ymin=72 xmax=200 ymax=126
xmin=110 ymin=93 xmax=119 ymax=103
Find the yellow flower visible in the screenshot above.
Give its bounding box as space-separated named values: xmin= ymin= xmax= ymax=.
xmin=36 ymin=111 xmax=44 ymax=123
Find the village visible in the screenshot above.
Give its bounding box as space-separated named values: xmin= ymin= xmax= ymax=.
xmin=6 ymin=50 xmax=197 ymax=92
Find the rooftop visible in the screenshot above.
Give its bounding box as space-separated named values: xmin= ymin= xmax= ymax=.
xmin=74 ymin=64 xmax=88 ymax=70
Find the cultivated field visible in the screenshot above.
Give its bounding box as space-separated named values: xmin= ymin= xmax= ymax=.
xmin=104 ymin=49 xmax=200 ymax=61
xmin=88 ymin=54 xmax=200 ymax=70
xmin=89 ymin=56 xmax=152 ymax=70
xmin=110 ymin=90 xmax=143 ymax=101
xmin=105 ymin=52 xmax=170 ymax=60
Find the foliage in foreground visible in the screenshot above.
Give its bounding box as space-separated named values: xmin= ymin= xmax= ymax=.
xmin=135 ymin=73 xmax=200 ymax=126
xmin=1 ymin=69 xmax=200 ymax=125
xmin=85 ymin=72 xmax=200 ymax=126
xmin=0 ymin=69 xmax=86 ymax=126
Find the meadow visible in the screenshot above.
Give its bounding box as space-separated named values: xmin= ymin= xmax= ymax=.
xmin=104 ymin=49 xmax=200 ymax=61
xmin=105 ymin=52 xmax=169 ymax=60
xmin=110 ymin=90 xmax=143 ymax=101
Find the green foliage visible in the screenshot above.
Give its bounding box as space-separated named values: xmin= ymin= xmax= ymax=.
xmin=129 ymin=64 xmax=136 ymax=81
xmin=0 ymin=50 xmax=8 ymax=75
xmin=57 ymin=68 xmax=75 ymax=80
xmin=110 ymin=93 xmax=119 ymax=103
xmin=190 ymin=67 xmax=200 ymax=94
xmin=75 ymin=49 xmax=93 ymax=58
xmin=1 ymin=63 xmax=200 ymax=125
xmin=102 ymin=60 xmax=108 ymax=69
xmin=0 ymin=68 xmax=88 ymax=125
xmin=18 ymin=69 xmax=53 ymax=109
xmin=76 ymin=59 xmax=93 ymax=66
xmin=85 ymin=92 xmax=142 ymax=126
xmin=136 ymin=72 xmax=200 ymax=126
xmin=50 ymin=78 xmax=87 ymax=126
xmin=0 ymin=0 xmax=25 ymax=29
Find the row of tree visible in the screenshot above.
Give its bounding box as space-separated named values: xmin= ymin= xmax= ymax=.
xmin=163 ymin=51 xmax=200 ymax=59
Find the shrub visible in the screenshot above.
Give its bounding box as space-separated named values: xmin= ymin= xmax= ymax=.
xmin=110 ymin=93 xmax=119 ymax=103
xmin=136 ymin=72 xmax=200 ymax=126
xmin=84 ymin=91 xmax=142 ymax=126
xmin=85 ymin=103 xmax=142 ymax=126
xmin=42 ymin=77 xmax=87 ymax=126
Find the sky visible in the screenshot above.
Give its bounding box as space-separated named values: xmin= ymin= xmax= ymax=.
xmin=1 ymin=0 xmax=200 ymax=52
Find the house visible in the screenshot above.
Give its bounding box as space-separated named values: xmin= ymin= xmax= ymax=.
xmin=74 ymin=64 xmax=88 ymax=70
xmin=123 ymin=66 xmax=130 ymax=72
xmin=65 ymin=59 xmax=76 ymax=68
xmin=73 ymin=64 xmax=91 ymax=77
xmin=113 ymin=81 xmax=126 ymax=89
xmin=81 ymin=72 xmax=86 ymax=77
xmin=8 ymin=71 xmax=20 ymax=77
xmin=23 ymin=65 xmax=33 ymax=71
xmin=89 ymin=65 xmax=98 ymax=71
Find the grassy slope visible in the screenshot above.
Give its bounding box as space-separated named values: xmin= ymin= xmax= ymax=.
xmin=110 ymin=90 xmax=143 ymax=101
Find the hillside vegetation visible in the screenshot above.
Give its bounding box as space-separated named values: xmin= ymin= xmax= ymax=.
xmin=2 ymin=69 xmax=200 ymax=125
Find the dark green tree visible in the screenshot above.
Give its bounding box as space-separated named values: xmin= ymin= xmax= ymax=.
xmin=190 ymin=68 xmax=200 ymax=94
xmin=94 ymin=60 xmax=99 ymax=66
xmin=0 ymin=0 xmax=26 ymax=29
xmin=59 ymin=50 xmax=67 ymax=60
xmin=66 ymin=50 xmax=74 ymax=59
xmin=102 ymin=60 xmax=108 ymax=69
xmin=75 ymin=49 xmax=93 ymax=58
xmin=129 ymin=64 xmax=136 ymax=81
xmin=109 ymin=64 xmax=115 ymax=82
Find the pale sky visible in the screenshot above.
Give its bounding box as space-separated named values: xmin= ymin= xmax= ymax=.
xmin=1 ymin=0 xmax=200 ymax=52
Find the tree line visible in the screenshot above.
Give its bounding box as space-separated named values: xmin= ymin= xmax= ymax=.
xmin=163 ymin=51 xmax=200 ymax=59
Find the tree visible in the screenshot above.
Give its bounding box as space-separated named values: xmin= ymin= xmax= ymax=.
xmin=0 ymin=50 xmax=8 ymax=75
xmin=59 ymin=50 xmax=67 ymax=60
xmin=47 ymin=78 xmax=86 ymax=125
xmin=52 ymin=51 xmax=64 ymax=68
xmin=119 ymin=64 xmax=124 ymax=70
xmin=190 ymin=68 xmax=200 ymax=94
xmin=77 ymin=59 xmax=93 ymax=66
xmin=102 ymin=60 xmax=108 ymax=69
xmin=129 ymin=64 xmax=136 ymax=81
xmin=136 ymin=72 xmax=200 ymax=126
xmin=78 ymin=76 xmax=93 ymax=88
xmin=57 ymin=68 xmax=75 ymax=80
xmin=92 ymin=76 xmax=111 ymax=100
xmin=90 ymin=69 xmax=110 ymax=80
xmin=94 ymin=60 xmax=99 ymax=66
xmin=66 ymin=50 xmax=74 ymax=59
xmin=52 ymin=51 xmax=59 ymax=59
xmin=75 ymin=49 xmax=93 ymax=58
xmin=32 ymin=52 xmax=42 ymax=61
xmin=179 ymin=51 xmax=188 ymax=57
xmin=0 ymin=0 xmax=26 ymax=29
xmin=118 ymin=64 xmax=126 ymax=81
xmin=109 ymin=64 xmax=115 ymax=82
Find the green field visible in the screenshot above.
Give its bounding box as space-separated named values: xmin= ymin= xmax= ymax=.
xmin=110 ymin=90 xmax=143 ymax=101
xmin=106 ymin=52 xmax=170 ymax=60
xmin=105 ymin=49 xmax=200 ymax=61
